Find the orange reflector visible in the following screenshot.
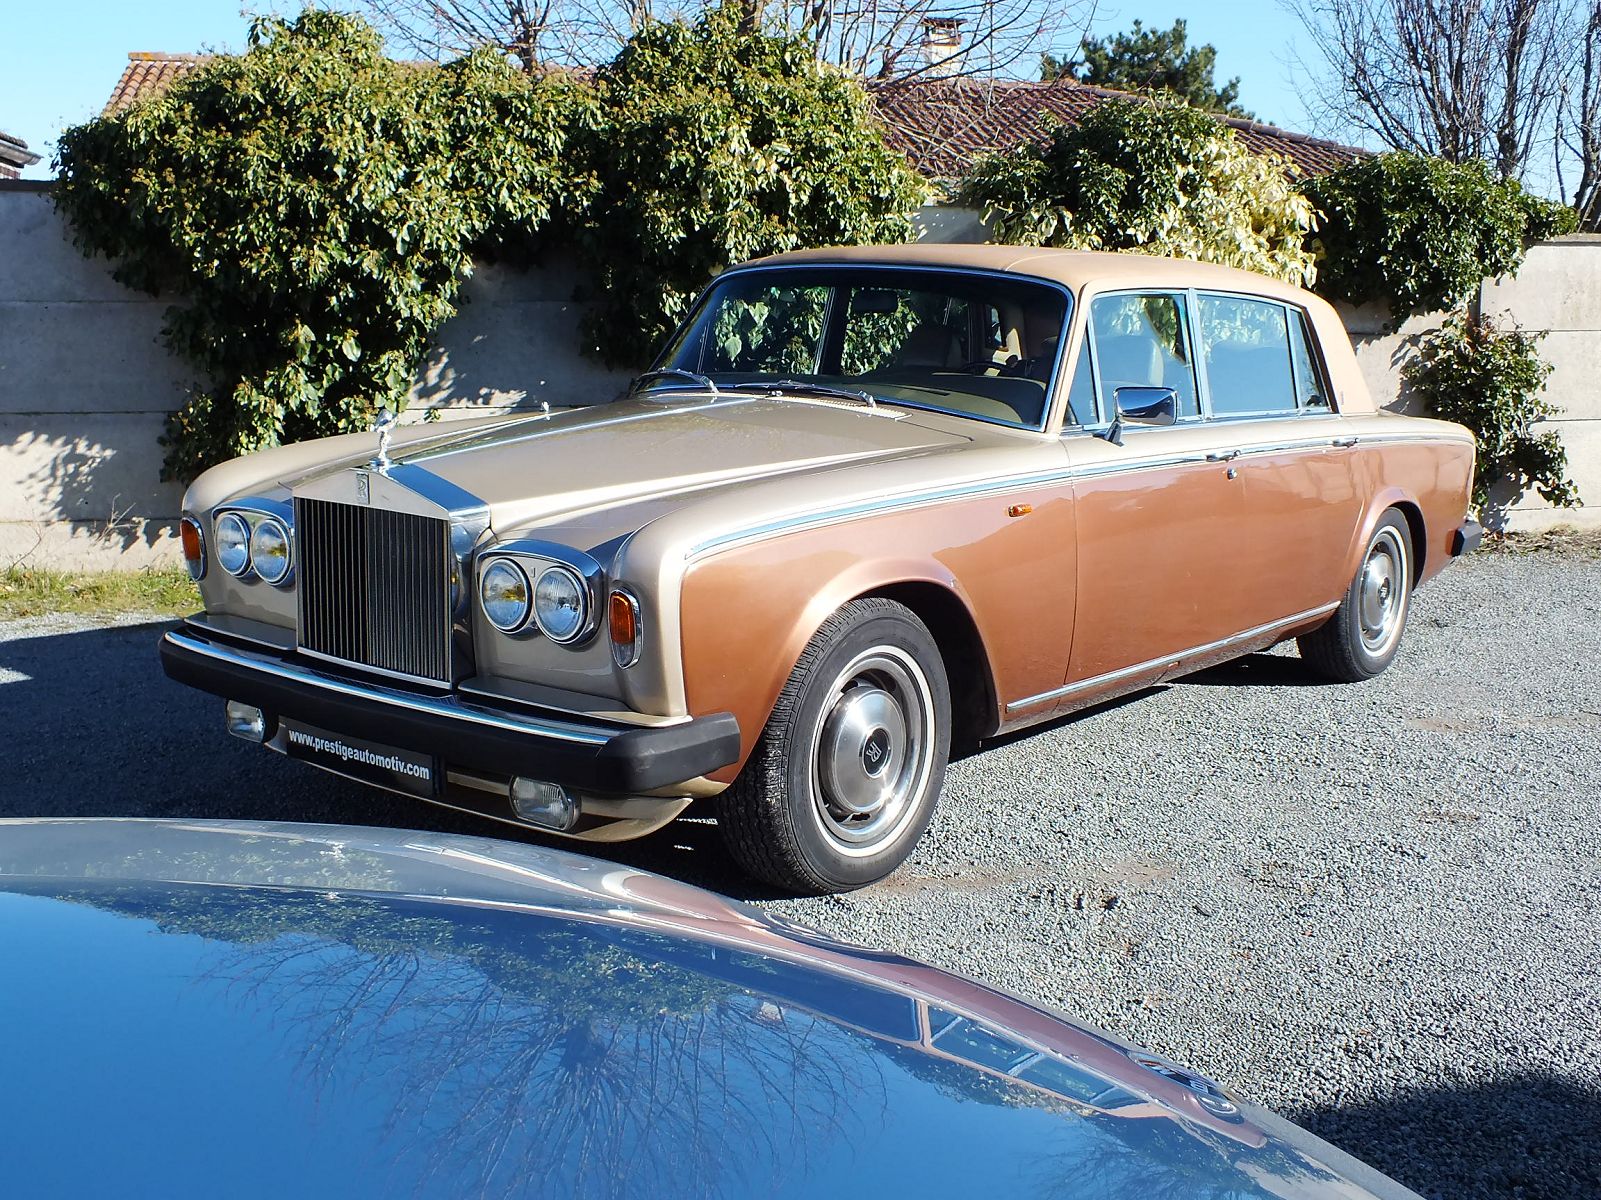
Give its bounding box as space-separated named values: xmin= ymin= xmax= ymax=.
xmin=1007 ymin=503 xmax=1033 ymax=518
xmin=609 ymin=591 xmax=637 ymax=646
xmin=180 ymin=517 xmax=205 ymax=580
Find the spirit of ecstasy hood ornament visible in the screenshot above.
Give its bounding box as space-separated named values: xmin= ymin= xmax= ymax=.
xmin=369 ymin=406 xmax=397 ymax=472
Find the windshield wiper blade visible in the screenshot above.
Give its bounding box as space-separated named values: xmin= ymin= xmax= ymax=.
xmin=632 ymin=368 xmax=720 ymax=395
xmin=729 ymin=379 xmax=878 ymax=409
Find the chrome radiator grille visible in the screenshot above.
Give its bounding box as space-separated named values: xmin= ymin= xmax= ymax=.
xmin=295 ymin=498 xmax=453 ymax=683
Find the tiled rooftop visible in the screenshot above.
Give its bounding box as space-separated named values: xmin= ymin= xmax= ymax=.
xmin=102 ymin=52 xmax=210 ymax=117
xmin=100 ymin=52 xmax=1365 ymax=181
xmin=873 ymin=78 xmax=1366 ymax=181
xmin=0 ymin=130 xmax=42 ymax=179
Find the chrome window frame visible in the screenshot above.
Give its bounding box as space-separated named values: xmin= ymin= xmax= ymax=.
xmin=1078 ymin=286 xmax=1206 ymax=431
xmin=1191 ymin=288 xmax=1342 ymax=424
xmin=653 ymin=262 xmax=1076 ymax=435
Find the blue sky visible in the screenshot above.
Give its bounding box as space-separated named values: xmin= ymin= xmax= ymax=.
xmin=1 ymin=2 xmax=1334 ymax=180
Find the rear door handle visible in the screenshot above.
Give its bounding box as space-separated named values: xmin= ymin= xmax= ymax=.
xmin=1205 ymin=449 xmax=1240 ymax=462
xmin=1331 ymin=436 xmax=1359 ymax=448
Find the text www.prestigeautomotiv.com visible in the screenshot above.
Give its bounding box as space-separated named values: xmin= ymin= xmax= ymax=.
xmin=285 ymin=727 xmax=432 ymax=780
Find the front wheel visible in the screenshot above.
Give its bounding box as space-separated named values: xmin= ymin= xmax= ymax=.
xmin=1299 ymin=509 xmax=1414 ymax=682
xmin=717 ymin=598 xmax=951 ymax=894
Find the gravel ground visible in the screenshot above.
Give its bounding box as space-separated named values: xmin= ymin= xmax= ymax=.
xmin=2 ymin=548 xmax=1599 ymax=1200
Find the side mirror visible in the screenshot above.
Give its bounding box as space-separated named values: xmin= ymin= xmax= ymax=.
xmin=1114 ymin=385 xmax=1178 ymax=427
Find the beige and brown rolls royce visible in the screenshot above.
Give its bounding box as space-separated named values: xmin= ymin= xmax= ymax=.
xmin=161 ymin=245 xmax=1481 ymax=893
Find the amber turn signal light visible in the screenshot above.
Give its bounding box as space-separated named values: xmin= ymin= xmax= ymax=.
xmin=179 ymin=516 xmax=206 ymax=581
xmin=609 ymin=590 xmax=641 ymax=668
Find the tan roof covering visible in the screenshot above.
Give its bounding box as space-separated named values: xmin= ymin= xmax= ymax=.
xmin=753 ymin=243 xmax=1319 ymax=300
xmin=873 ymin=78 xmax=1366 ymax=180
xmin=99 ymin=52 xmax=1364 ymax=181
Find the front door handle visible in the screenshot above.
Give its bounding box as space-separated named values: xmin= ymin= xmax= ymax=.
xmin=1331 ymin=436 xmax=1359 ymax=448
xmin=1205 ymin=449 xmax=1240 ymax=462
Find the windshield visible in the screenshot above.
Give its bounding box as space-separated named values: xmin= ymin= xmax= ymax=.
xmin=651 ymin=267 xmax=1072 ymax=430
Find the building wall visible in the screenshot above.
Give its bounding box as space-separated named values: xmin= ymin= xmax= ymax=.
xmin=1 ymin=189 xmax=1596 ymax=571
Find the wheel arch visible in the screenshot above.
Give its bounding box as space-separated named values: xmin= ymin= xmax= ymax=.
xmin=858 ymin=579 xmax=1000 ymax=754
xmin=682 ymin=554 xmax=1005 ymax=786
xmin=1351 ymin=489 xmax=1428 ymax=587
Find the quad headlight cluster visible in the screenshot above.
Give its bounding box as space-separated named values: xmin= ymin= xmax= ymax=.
xmin=213 ymin=505 xmax=295 ymax=587
xmin=478 ymin=551 xmax=594 ymax=645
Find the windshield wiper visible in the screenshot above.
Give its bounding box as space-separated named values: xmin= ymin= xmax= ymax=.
xmin=728 ymin=379 xmax=878 ymax=409
xmin=632 ymin=368 xmax=720 ymax=395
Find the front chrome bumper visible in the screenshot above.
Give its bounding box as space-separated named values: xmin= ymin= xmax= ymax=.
xmin=159 ymin=623 xmax=741 ymax=796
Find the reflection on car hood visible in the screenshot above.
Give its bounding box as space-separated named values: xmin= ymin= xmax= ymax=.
xmin=286 ymin=395 xmax=972 ymax=538
xmin=0 ymin=820 xmax=1417 ymax=1200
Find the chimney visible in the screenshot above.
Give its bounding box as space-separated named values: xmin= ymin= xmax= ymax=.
xmin=921 ymin=17 xmax=965 ymax=79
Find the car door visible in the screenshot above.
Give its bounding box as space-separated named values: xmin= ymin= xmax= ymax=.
xmin=1045 ymin=290 xmax=1257 ymax=706
xmin=1192 ymin=293 xmax=1365 ymax=626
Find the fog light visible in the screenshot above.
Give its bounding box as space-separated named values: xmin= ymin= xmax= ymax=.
xmin=510 ymin=777 xmax=579 ymax=831
xmin=225 ymin=700 xmax=268 ymax=742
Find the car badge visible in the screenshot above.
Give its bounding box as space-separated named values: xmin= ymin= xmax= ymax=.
xmin=355 ymin=471 xmax=370 ymax=504
xmin=369 ymin=406 xmax=397 ymax=473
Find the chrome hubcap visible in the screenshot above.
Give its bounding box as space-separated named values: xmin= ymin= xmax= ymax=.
xmin=808 ymin=648 xmax=935 ymax=855
xmin=1358 ymin=528 xmax=1408 ymax=655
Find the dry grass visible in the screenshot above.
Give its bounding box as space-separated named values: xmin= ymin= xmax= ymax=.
xmin=1480 ymin=524 xmax=1601 ymax=559
xmin=0 ymin=566 xmax=199 ymax=621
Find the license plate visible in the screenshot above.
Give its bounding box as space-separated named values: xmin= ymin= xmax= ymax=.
xmin=281 ymin=720 xmax=439 ymax=799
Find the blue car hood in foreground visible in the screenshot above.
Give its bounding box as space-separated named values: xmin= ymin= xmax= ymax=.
xmin=0 ymin=820 xmax=1417 ymax=1200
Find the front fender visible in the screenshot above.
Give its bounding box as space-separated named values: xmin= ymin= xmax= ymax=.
xmin=676 ymin=490 xmax=1076 ymax=784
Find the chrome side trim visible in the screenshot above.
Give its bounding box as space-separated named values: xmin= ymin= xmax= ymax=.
xmin=165 ymin=627 xmax=614 ymax=746
xmin=687 ymin=466 xmax=1078 ymax=559
xmin=687 ymin=426 xmax=1471 ymax=561
xmin=1005 ymin=601 xmax=1341 ymax=713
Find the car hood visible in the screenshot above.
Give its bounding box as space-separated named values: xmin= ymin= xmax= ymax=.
xmin=192 ymin=396 xmax=976 ymax=541
xmin=0 ymin=820 xmax=1419 ymax=1200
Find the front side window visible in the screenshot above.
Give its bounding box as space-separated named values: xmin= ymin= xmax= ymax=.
xmin=655 ymin=268 xmax=1071 ymax=430
xmin=1197 ymin=293 xmax=1299 ymax=417
xmin=1088 ymin=293 xmax=1201 ymax=419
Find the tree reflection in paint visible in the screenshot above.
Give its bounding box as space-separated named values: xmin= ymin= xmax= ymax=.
xmin=67 ymin=885 xmax=888 ymax=1200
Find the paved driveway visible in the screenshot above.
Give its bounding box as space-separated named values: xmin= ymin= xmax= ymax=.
xmin=3 ymin=547 xmax=1598 ymax=1200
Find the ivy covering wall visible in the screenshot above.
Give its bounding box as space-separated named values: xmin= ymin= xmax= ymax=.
xmin=53 ymin=10 xmax=921 ymax=480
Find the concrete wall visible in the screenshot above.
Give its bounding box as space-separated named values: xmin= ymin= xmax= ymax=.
xmin=2 ymin=187 xmax=1597 ymax=571
xmin=1341 ymin=234 xmax=1601 ymax=531
xmin=0 ymin=183 xmax=631 ymax=569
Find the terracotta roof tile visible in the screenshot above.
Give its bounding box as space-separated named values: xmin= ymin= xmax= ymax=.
xmin=102 ymin=52 xmax=208 ymax=117
xmin=0 ymin=130 xmax=42 ymax=178
xmin=99 ymin=52 xmax=1365 ymax=181
xmin=872 ymin=78 xmax=1366 ymax=181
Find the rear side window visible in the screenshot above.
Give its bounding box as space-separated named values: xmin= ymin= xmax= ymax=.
xmin=1197 ymin=294 xmax=1298 ymax=417
xmin=1289 ymin=310 xmax=1331 ymax=409
xmin=1088 ymin=293 xmax=1200 ymax=418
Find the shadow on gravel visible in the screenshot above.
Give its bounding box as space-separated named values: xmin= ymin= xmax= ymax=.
xmin=966 ymin=686 xmax=1165 ymax=759
xmin=1179 ymin=652 xmax=1324 ymax=688
xmin=0 ymin=620 xmax=765 ymax=896
xmin=1295 ymin=1075 xmax=1601 ymax=1200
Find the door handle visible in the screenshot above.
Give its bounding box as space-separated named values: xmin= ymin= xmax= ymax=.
xmin=1205 ymin=449 xmax=1240 ymax=462
xmin=1331 ymin=436 xmax=1359 ymax=448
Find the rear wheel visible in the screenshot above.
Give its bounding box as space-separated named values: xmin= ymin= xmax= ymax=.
xmin=1299 ymin=509 xmax=1413 ymax=682
xmin=717 ymin=598 xmax=951 ymax=894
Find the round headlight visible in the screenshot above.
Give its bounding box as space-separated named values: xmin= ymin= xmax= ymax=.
xmin=480 ymin=559 xmax=532 ymax=632
xmin=216 ymin=512 xmax=251 ymax=577
xmin=534 ymin=565 xmax=589 ymax=643
xmin=249 ymin=516 xmax=293 ymax=585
